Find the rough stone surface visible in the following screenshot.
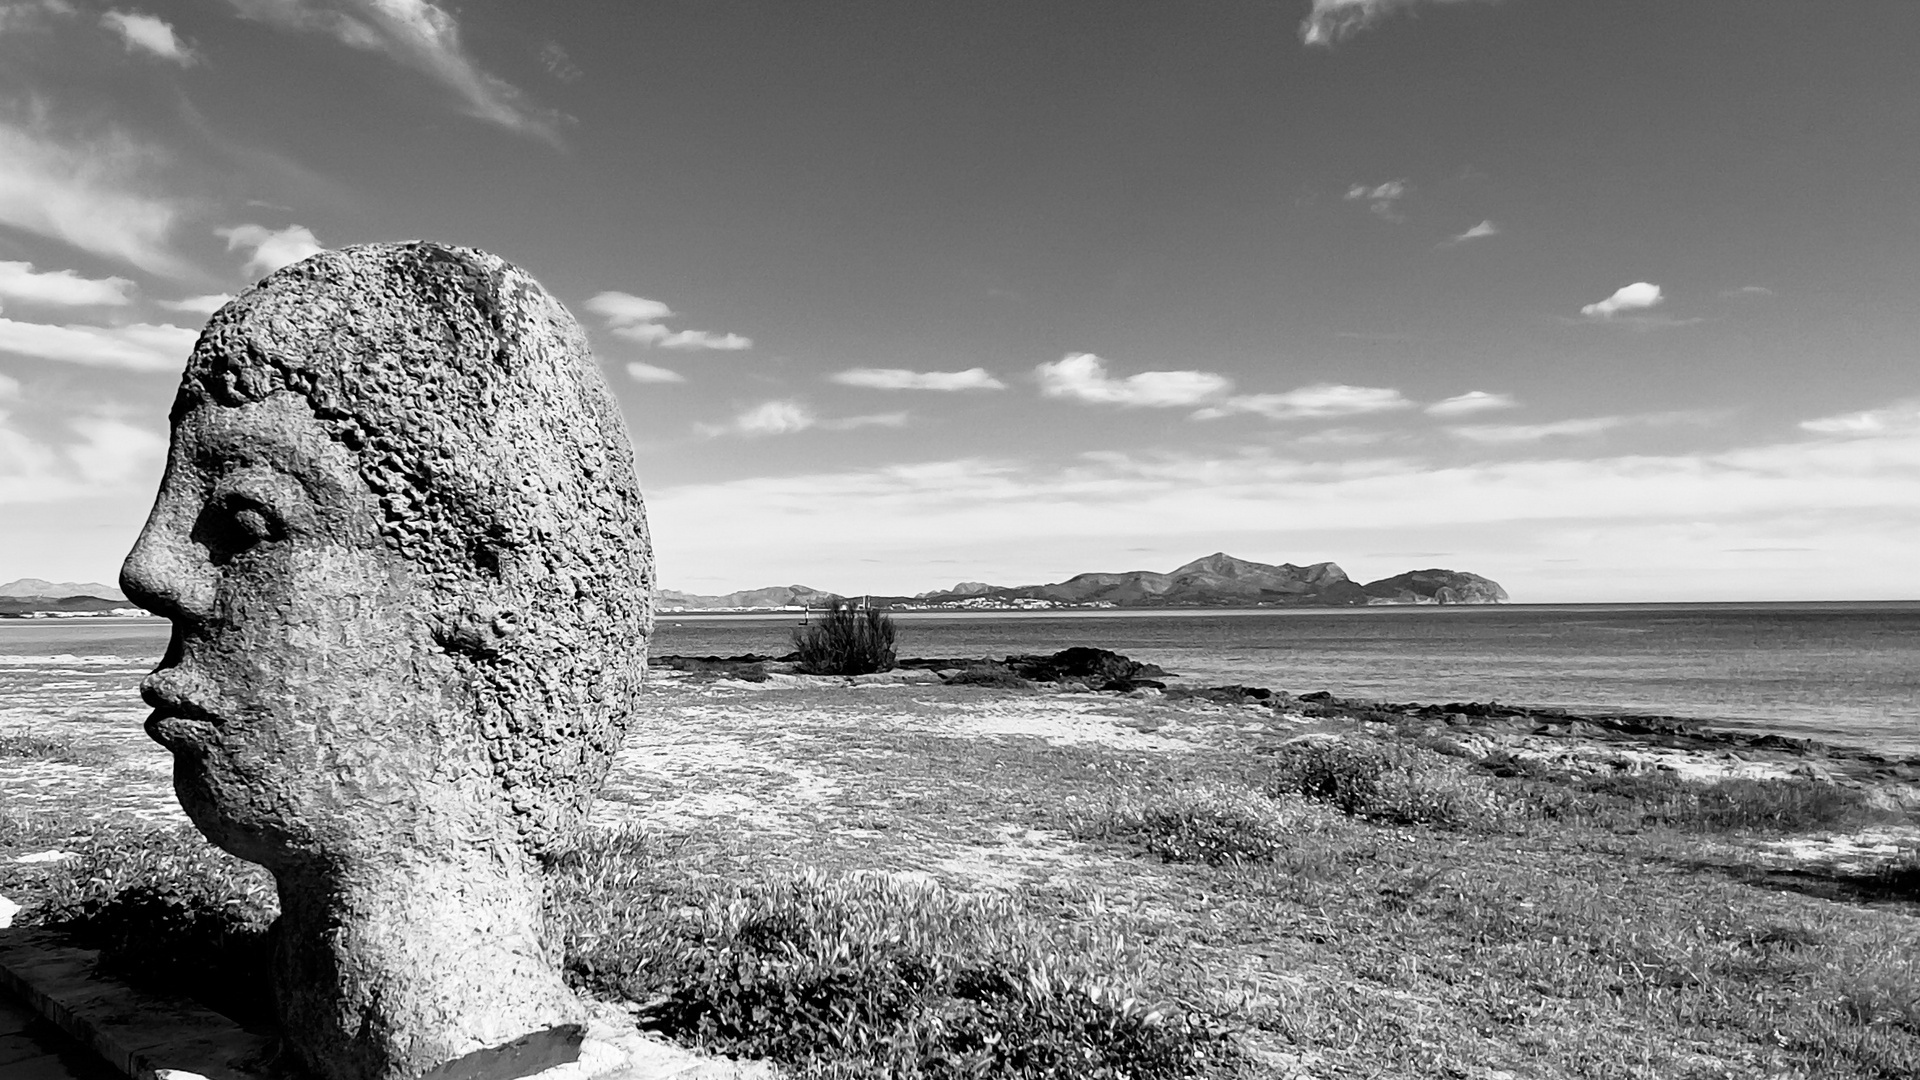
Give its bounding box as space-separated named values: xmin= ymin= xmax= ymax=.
xmin=119 ymin=242 xmax=654 ymax=1080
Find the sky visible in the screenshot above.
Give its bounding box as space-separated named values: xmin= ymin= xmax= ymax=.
xmin=0 ymin=0 xmax=1916 ymax=602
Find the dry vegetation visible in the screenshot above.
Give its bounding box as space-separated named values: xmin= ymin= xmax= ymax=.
xmin=4 ymin=669 xmax=1918 ymax=1079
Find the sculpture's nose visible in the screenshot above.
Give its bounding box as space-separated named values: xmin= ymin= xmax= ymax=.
xmin=121 ymin=497 xmax=215 ymax=624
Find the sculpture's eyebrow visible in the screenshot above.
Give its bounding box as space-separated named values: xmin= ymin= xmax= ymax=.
xmin=187 ymin=406 xmax=358 ymax=503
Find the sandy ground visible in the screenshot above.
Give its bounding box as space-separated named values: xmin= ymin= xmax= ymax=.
xmin=5 ymin=666 xmax=1915 ymax=881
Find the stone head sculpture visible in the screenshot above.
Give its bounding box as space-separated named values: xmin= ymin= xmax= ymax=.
xmin=120 ymin=242 xmax=652 ymax=1080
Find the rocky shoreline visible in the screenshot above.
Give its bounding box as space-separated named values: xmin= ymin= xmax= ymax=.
xmin=652 ymin=648 xmax=1920 ymax=811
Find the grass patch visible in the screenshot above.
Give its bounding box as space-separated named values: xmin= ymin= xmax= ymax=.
xmin=1495 ymin=767 xmax=1883 ymax=834
xmin=1262 ymin=737 xmax=1507 ymax=829
xmin=0 ymin=731 xmax=109 ymax=765
xmin=28 ymin=826 xmax=278 ymax=1030
xmin=1071 ymin=780 xmax=1327 ymax=866
xmin=552 ymin=834 xmax=1233 ymax=1078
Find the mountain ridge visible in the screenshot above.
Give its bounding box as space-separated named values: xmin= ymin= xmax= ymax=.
xmin=659 ymin=553 xmax=1506 ymax=611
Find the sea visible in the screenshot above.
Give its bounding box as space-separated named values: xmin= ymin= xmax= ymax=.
xmin=4 ymin=602 xmax=1917 ymax=756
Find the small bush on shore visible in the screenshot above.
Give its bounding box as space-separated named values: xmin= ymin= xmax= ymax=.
xmin=792 ymin=602 xmax=897 ymax=676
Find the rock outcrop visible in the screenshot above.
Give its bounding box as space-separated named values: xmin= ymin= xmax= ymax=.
xmin=1361 ymin=569 xmax=1509 ymax=605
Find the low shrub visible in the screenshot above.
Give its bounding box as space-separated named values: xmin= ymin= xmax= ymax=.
xmin=33 ymin=827 xmax=278 ymax=1029
xmin=943 ymin=663 xmax=1034 ymax=690
xmin=1263 ymin=738 xmax=1505 ymax=829
xmin=792 ymin=602 xmax=898 ymax=676
xmin=1081 ymin=781 xmax=1297 ymax=866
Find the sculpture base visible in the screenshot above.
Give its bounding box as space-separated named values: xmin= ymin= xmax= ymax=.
xmin=0 ymin=932 xmax=773 ymax=1080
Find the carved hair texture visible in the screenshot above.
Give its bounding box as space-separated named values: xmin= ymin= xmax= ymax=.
xmin=178 ymin=242 xmax=653 ymax=853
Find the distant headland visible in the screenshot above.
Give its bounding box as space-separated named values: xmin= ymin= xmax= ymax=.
xmin=0 ymin=579 xmax=140 ymax=618
xmin=659 ymin=553 xmax=1508 ymax=613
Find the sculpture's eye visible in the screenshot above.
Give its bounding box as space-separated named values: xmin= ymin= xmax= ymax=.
xmin=194 ymin=491 xmax=283 ymax=564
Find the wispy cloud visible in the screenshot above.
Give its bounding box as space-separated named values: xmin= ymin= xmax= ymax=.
xmin=1444 ymin=219 xmax=1499 ymax=244
xmin=1721 ymin=285 xmax=1776 ymax=299
xmin=1447 ymin=416 xmax=1628 ymax=444
xmin=831 ymin=367 xmax=1006 ymax=391
xmin=1301 ymin=0 xmax=1492 ymax=47
xmin=100 ymin=10 xmax=196 ymax=64
xmin=698 ymin=400 xmax=816 ymax=438
xmin=0 ymin=115 xmax=186 ymax=276
xmin=1579 ymin=281 xmax=1663 ymax=319
xmin=0 ymin=405 xmax=168 ymax=504
xmin=0 ymin=261 xmax=134 ymax=307
xmin=0 ymin=316 xmax=197 ymax=371
xmin=1036 ymin=353 xmax=1230 ymax=408
xmin=1425 ymin=390 xmax=1516 ymax=417
xmin=155 ymin=292 xmax=235 ymax=315
xmin=1195 ymin=384 xmax=1412 ymax=421
xmin=624 ymin=361 xmax=685 ymax=384
xmin=585 ymin=290 xmax=753 ymax=352
xmin=1800 ymin=400 xmax=1920 ymax=436
xmin=218 ymin=223 xmax=323 ymax=277
xmin=221 ymin=0 xmax=562 ymax=142
xmin=1344 ymin=179 xmax=1409 ymax=221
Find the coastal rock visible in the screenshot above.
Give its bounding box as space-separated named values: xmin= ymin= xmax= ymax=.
xmin=1361 ymin=569 xmax=1508 ymax=605
xmin=119 ymin=242 xmax=652 ymax=1080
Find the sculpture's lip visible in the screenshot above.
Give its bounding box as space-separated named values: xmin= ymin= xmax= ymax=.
xmin=140 ymin=681 xmax=220 ymax=727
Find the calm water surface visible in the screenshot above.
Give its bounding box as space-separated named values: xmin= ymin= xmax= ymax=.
xmin=4 ymin=602 xmax=1916 ymax=755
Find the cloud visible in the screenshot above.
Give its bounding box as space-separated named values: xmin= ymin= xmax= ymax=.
xmin=1799 ymin=400 xmax=1920 ymax=436
xmin=1194 ymin=384 xmax=1413 ymax=421
xmin=218 ymin=223 xmax=323 ymax=277
xmin=1447 ymin=416 xmax=1628 ymax=444
xmin=100 ymin=10 xmax=196 ymax=63
xmin=1344 ymin=179 xmax=1409 ymax=221
xmin=221 ymin=0 xmax=561 ymax=142
xmin=1425 ymin=390 xmax=1517 ymax=417
xmin=1445 ymin=219 xmax=1499 ymax=244
xmin=586 ymin=292 xmax=672 ymax=324
xmin=1721 ymin=285 xmax=1775 ymax=299
xmin=1580 ymin=281 xmax=1663 ymax=319
xmin=538 ymin=41 xmax=581 ymax=83
xmin=0 ymin=405 xmax=167 ymax=504
xmin=0 ymin=116 xmax=186 ymax=276
xmin=699 ymin=400 xmax=816 ymax=438
xmin=624 ymin=361 xmax=685 ymax=384
xmin=831 ymin=367 xmax=1007 ymax=392
xmin=1301 ymin=0 xmax=1490 ymax=46
xmin=825 ymin=412 xmax=909 ymax=431
xmin=586 ymin=290 xmax=752 ymax=352
xmin=155 ymin=292 xmax=235 ymax=315
xmin=644 ymin=424 xmax=1920 ymax=602
xmin=0 ymin=317 xmax=197 ymax=371
xmin=0 ymin=261 xmax=134 ymax=306
xmin=1036 ymin=353 xmax=1230 ymax=408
